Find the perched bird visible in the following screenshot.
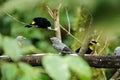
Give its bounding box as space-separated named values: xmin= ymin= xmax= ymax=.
xmin=76 ymin=40 xmax=100 ymax=54
xmin=114 ymin=47 xmax=120 ymax=56
xmin=25 ymin=17 xmax=51 ymax=30
xmin=50 ymin=37 xmax=99 ymax=55
xmin=50 ymin=37 xmax=76 ymax=55
xmin=16 ymin=36 xmax=31 ymax=46
xmin=16 ymin=36 xmax=41 ymax=53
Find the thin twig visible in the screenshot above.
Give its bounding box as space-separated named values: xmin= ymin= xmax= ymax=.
xmin=5 ymin=12 xmax=27 ymax=25
xmin=95 ymin=32 xmax=109 ymax=80
xmin=60 ymin=24 xmax=81 ymax=44
xmin=46 ymin=6 xmax=54 ymax=19
xmin=101 ymin=69 xmax=107 ymax=80
xmin=96 ymin=31 xmax=102 ymax=42
xmin=65 ymin=8 xmax=71 ymax=34
xmin=93 ymin=31 xmax=102 ymax=54
xmin=98 ymin=38 xmax=108 ymax=54
xmin=110 ymin=69 xmax=120 ymax=80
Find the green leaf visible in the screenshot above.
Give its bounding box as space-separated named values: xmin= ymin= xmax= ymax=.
xmin=1 ymin=63 xmax=18 ymax=80
xmin=42 ymin=55 xmax=71 ymax=80
xmin=18 ymin=62 xmax=40 ymax=80
xmin=3 ymin=37 xmax=21 ymax=61
xmin=39 ymin=73 xmax=51 ymax=80
xmin=0 ymin=0 xmax=41 ymax=14
xmin=19 ymin=74 xmax=34 ymax=80
xmin=64 ymin=56 xmax=92 ymax=80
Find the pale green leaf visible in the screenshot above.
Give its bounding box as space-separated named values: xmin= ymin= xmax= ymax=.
xmin=19 ymin=74 xmax=33 ymax=80
xmin=18 ymin=62 xmax=40 ymax=80
xmin=64 ymin=56 xmax=92 ymax=80
xmin=42 ymin=55 xmax=71 ymax=80
xmin=1 ymin=63 xmax=18 ymax=80
xmin=3 ymin=37 xmax=21 ymax=61
xmin=0 ymin=0 xmax=41 ymax=14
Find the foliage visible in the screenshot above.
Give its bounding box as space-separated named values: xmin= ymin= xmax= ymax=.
xmin=0 ymin=0 xmax=120 ymax=80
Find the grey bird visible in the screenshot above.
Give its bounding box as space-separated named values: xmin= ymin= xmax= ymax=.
xmin=50 ymin=37 xmax=76 ymax=55
xmin=114 ymin=47 xmax=120 ymax=56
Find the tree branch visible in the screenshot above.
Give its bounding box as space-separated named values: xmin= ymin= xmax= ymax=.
xmin=47 ymin=4 xmax=62 ymax=42
xmin=1 ymin=55 xmax=120 ymax=68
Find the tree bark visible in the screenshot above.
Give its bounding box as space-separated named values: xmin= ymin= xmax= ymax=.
xmin=0 ymin=54 xmax=120 ymax=68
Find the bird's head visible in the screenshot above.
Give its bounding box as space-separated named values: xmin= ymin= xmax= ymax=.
xmin=50 ymin=37 xmax=61 ymax=44
xmin=89 ymin=40 xmax=100 ymax=50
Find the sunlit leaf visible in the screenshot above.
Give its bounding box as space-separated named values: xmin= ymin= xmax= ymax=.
xmin=18 ymin=62 xmax=40 ymax=80
xmin=42 ymin=55 xmax=71 ymax=80
xmin=1 ymin=63 xmax=18 ymax=80
xmin=39 ymin=73 xmax=51 ymax=80
xmin=64 ymin=56 xmax=92 ymax=80
xmin=19 ymin=74 xmax=34 ymax=80
xmin=0 ymin=0 xmax=41 ymax=14
xmin=3 ymin=37 xmax=21 ymax=61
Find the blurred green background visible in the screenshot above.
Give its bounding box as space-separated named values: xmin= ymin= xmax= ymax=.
xmin=0 ymin=0 xmax=120 ymax=80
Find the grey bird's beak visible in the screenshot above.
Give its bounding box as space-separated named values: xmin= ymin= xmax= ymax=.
xmin=96 ymin=42 xmax=100 ymax=46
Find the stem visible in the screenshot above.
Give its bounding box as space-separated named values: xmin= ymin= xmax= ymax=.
xmin=47 ymin=5 xmax=81 ymax=43
xmin=65 ymin=8 xmax=71 ymax=33
xmin=53 ymin=9 xmax=62 ymax=42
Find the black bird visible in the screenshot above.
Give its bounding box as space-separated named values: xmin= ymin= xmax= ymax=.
xmin=25 ymin=17 xmax=51 ymax=30
xmin=76 ymin=41 xmax=99 ymax=54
